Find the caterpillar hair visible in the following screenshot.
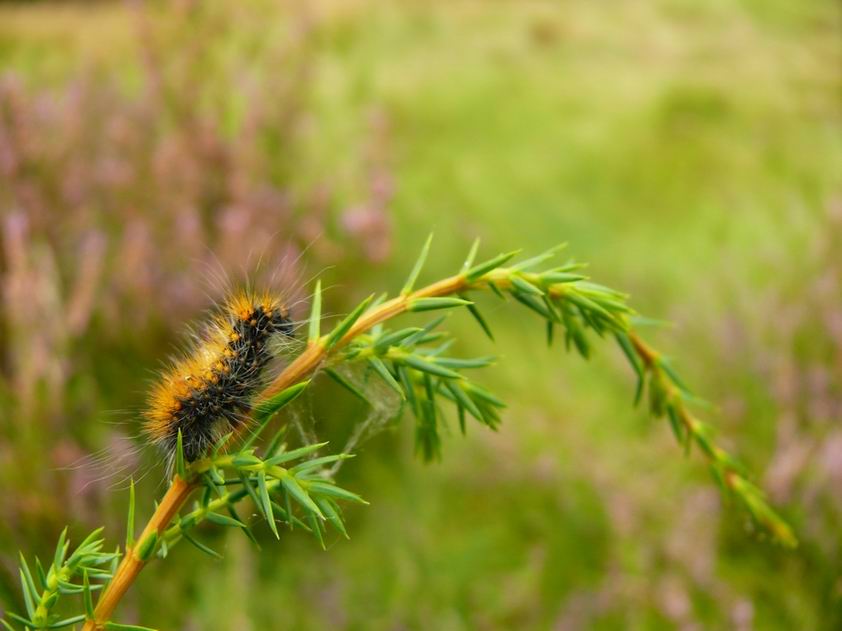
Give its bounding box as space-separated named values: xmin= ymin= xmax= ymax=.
xmin=144 ymin=290 xmax=294 ymax=462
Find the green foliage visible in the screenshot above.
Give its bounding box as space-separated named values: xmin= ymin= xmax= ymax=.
xmin=3 ymin=239 xmax=798 ymax=630
xmin=180 ymin=437 xmax=365 ymax=554
xmin=6 ymin=529 xmax=118 ymax=630
xmin=250 ymin=382 xmax=311 ymax=431
xmin=338 ymin=317 xmax=505 ymax=460
xmin=327 ymin=240 xmax=794 ymax=547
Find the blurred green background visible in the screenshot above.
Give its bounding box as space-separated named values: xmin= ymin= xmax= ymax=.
xmin=1 ymin=1 xmax=840 ymax=629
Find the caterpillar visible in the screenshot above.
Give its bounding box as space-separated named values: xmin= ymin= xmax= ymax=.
xmin=144 ymin=290 xmax=294 ymax=462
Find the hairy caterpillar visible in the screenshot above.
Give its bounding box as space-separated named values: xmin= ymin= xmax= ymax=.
xmin=144 ymin=290 xmax=294 ymax=462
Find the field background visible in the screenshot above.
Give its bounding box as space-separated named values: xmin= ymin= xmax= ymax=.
xmin=0 ymin=1 xmax=840 ymax=629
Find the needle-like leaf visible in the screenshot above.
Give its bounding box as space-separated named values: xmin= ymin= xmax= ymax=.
xmin=324 ymin=294 xmax=375 ymax=350
xmin=308 ymin=279 xmax=323 ymax=344
xmin=402 ymin=233 xmax=433 ymax=295
xmin=126 ymin=478 xmax=136 ymax=550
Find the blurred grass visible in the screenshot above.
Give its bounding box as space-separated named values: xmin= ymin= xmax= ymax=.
xmin=1 ymin=1 xmax=841 ymax=629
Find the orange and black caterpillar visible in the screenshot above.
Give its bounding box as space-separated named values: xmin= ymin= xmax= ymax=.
xmin=144 ymin=291 xmax=294 ymax=462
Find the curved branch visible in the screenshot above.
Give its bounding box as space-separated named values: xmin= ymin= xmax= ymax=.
xmin=82 ymin=252 xmax=795 ymax=629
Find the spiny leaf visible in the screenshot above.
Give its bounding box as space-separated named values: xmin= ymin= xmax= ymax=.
xmin=407 ymin=297 xmax=472 ymax=312
xmin=205 ymin=512 xmax=247 ymax=529
xmin=251 ymin=380 xmax=310 ymax=428
xmin=110 ymin=545 xmax=120 ymax=575
xmin=487 ymin=280 xmax=506 ymax=300
xmin=510 ymin=275 xmax=544 ymax=296
xmin=175 ymin=429 xmax=186 ymax=479
xmin=238 ymin=473 xmax=263 ymax=517
xmin=615 ymin=333 xmax=643 ymax=379
xmin=366 ymin=356 xmax=404 ymax=398
xmin=284 ymin=486 xmax=295 ymax=531
xmin=415 ymin=399 xmax=441 ymax=462
xmin=257 ymin=471 xmax=279 ymax=539
xmin=510 ymin=243 xmax=566 ymax=271
xmin=462 ymin=382 xmax=506 ymax=408
xmin=564 ymin=291 xmax=614 ymax=321
xmin=542 ymin=295 xmax=562 ymax=322
xmin=211 ymin=432 xmax=233 ymax=457
xmin=265 ymin=442 xmax=329 ymax=466
xmin=401 ymin=355 xmax=461 ymax=380
xmin=629 ymin=315 xmax=673 ymax=329
xmin=634 ymin=371 xmax=646 ymax=407
xmin=308 ymin=279 xmax=322 ymax=344
xmin=18 ymin=569 xmax=34 ymax=618
xmin=281 ymin=476 xmax=325 ymax=518
xmin=268 ymin=500 xmax=310 ymax=532
xmin=126 ymin=478 xmax=136 ymax=550
xmin=666 ymin=403 xmax=685 ymax=446
xmin=73 ymin=526 xmax=106 ymax=554
xmin=263 ymin=426 xmax=288 ymax=459
xmin=54 ymin=527 xmax=68 ymax=569
xmin=369 ymin=292 xmax=390 ymax=336
xmin=306 ymin=481 xmax=368 ymax=505
xmin=229 ymin=504 xmax=260 ymax=548
xmin=444 ymin=380 xmax=483 ymax=422
xmin=135 ymin=531 xmax=158 ymax=562
xmin=461 ymin=237 xmax=481 ymax=272
xmin=575 ymin=281 xmax=629 ymax=300
xmin=231 ymin=453 xmax=262 ymax=469
xmin=402 ymin=315 xmax=447 ymax=347
xmin=373 ymin=327 xmax=423 ymax=353
xmin=58 ymin=581 xmax=85 ymax=595
xmin=402 ymin=233 xmax=434 ymax=295
xmin=83 ymin=569 xmax=94 ymax=619
xmin=657 ymin=357 xmax=691 ymax=394
xmin=324 ymin=368 xmax=369 ymax=403
xmin=315 ymin=497 xmax=349 ymax=539
xmin=461 ymin=295 xmax=494 ymax=341
xmin=46 ymin=615 xmax=87 ymax=629
xmin=34 ymin=557 xmax=46 ymax=591
xmin=309 ymin=512 xmax=325 ymax=550
xmin=397 ymin=365 xmax=419 ymax=414
xmin=510 ymin=290 xmax=554 ymax=320
xmin=42 ymin=590 xmax=59 ymax=610
xmin=290 ymin=454 xmax=353 ymax=475
xmin=465 ymin=250 xmax=520 ymax=282
xmin=542 ymin=271 xmax=587 ymax=284
xmin=206 ymin=469 xmax=226 ymax=498
xmin=5 ymin=613 xmax=33 ymax=628
xmin=433 ymin=356 xmax=495 ymax=369
xmin=324 ymin=294 xmax=375 ymax=350
xmin=181 ymin=529 xmax=223 ymax=559
xmin=18 ymin=555 xmax=37 ymax=611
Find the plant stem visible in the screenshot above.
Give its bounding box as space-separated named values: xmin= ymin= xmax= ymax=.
xmin=83 ymin=477 xmax=195 ymax=631
xmin=82 ymin=265 xmax=794 ymax=627
xmin=627 ymin=330 xmax=795 ymax=545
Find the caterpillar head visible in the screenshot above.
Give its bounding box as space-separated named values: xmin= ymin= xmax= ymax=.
xmin=226 ymin=291 xmax=294 ymax=337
